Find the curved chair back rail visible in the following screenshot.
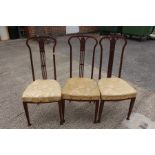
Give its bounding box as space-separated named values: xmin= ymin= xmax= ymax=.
xmin=26 ymin=36 xmax=57 ymax=81
xmin=68 ymin=35 xmax=98 ymax=79
xmin=99 ymin=35 xmax=127 ymax=79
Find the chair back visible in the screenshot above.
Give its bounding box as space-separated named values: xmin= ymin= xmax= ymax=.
xmin=99 ymin=35 xmax=127 ymax=79
xmin=68 ymin=35 xmax=98 ymax=79
xmin=26 ymin=36 xmax=57 ymax=81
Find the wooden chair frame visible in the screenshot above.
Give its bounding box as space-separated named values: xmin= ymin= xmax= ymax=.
xmin=23 ymin=36 xmax=63 ymax=126
xmin=97 ymin=35 xmax=136 ymax=123
xmin=61 ymin=35 xmax=100 ymax=123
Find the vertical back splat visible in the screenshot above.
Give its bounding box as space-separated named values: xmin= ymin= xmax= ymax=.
xmin=79 ymin=37 xmax=86 ymax=77
xmin=38 ymin=38 xmax=47 ymax=79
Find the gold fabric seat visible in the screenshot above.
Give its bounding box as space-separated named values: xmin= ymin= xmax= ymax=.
xmin=22 ymin=36 xmax=64 ymax=126
xmin=22 ymin=80 xmax=61 ymax=103
xmin=62 ymin=77 xmax=100 ymax=100
xmin=98 ymin=77 xmax=136 ymax=100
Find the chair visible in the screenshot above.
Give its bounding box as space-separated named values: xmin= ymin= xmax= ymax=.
xmin=61 ymin=35 xmax=101 ymax=123
xmin=97 ymin=35 xmax=137 ymax=122
xmin=22 ymin=36 xmax=63 ymax=126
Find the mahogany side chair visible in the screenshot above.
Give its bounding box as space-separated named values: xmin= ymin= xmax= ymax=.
xmin=61 ymin=35 xmax=101 ymax=123
xmin=97 ymin=35 xmax=137 ymax=123
xmin=22 ymin=36 xmax=63 ymax=126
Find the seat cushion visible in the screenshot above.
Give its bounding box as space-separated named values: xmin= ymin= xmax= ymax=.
xmin=22 ymin=80 xmax=61 ymax=103
xmin=98 ymin=77 xmax=136 ymax=100
xmin=62 ymin=77 xmax=100 ymax=100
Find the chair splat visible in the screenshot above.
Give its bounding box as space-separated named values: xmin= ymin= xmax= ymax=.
xmin=79 ymin=37 xmax=86 ymax=77
xmin=68 ymin=35 xmax=98 ymax=79
xmin=38 ymin=38 xmax=47 ymax=79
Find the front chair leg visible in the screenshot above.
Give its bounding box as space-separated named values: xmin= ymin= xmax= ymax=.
xmin=127 ymin=97 xmax=136 ymax=120
xmin=97 ymin=100 xmax=104 ymax=123
xmin=62 ymin=100 xmax=65 ymax=123
xmin=94 ymin=100 xmax=99 ymax=123
xmin=58 ymin=101 xmax=64 ymax=125
xmin=23 ymin=102 xmax=31 ymax=126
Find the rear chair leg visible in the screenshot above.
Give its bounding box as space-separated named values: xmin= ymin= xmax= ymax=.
xmin=58 ymin=101 xmax=64 ymax=125
xmin=127 ymin=97 xmax=136 ymax=120
xmin=94 ymin=101 xmax=99 ymax=123
xmin=23 ymin=102 xmax=31 ymax=126
xmin=97 ymin=100 xmax=104 ymax=123
xmin=62 ymin=100 xmax=65 ymax=123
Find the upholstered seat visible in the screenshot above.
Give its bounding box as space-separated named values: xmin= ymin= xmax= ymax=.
xmin=22 ymin=80 xmax=61 ymax=103
xmin=98 ymin=77 xmax=136 ymax=100
xmin=62 ymin=77 xmax=100 ymax=100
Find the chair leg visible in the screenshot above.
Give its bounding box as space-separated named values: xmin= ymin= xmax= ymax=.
xmin=127 ymin=97 xmax=136 ymax=120
xmin=97 ymin=100 xmax=104 ymax=123
xmin=58 ymin=101 xmax=64 ymax=125
xmin=94 ymin=100 xmax=99 ymax=123
xmin=62 ymin=100 xmax=65 ymax=123
xmin=23 ymin=102 xmax=31 ymax=126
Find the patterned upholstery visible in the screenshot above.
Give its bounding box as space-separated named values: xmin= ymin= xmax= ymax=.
xmin=62 ymin=77 xmax=100 ymax=100
xmin=22 ymin=80 xmax=61 ymax=103
xmin=98 ymin=77 xmax=136 ymax=100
